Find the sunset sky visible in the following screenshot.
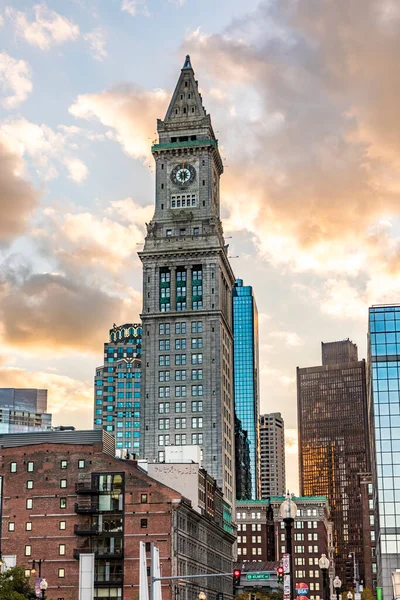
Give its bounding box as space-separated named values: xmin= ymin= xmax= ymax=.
xmin=1 ymin=0 xmax=400 ymax=492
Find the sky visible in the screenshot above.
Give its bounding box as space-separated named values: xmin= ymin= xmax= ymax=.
xmin=2 ymin=0 xmax=400 ymax=494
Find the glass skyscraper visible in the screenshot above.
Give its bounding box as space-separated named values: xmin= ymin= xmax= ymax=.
xmin=232 ymin=279 xmax=260 ymax=499
xmin=94 ymin=323 xmax=142 ymax=456
xmin=369 ymin=305 xmax=400 ymax=599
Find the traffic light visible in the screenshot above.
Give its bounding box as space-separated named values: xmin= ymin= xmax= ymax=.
xmin=233 ymin=569 xmax=241 ymax=588
xmin=277 ymin=567 xmax=284 ymax=584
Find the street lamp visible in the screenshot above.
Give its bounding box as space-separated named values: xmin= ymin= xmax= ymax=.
xmin=333 ymin=576 xmax=342 ymax=600
xmin=347 ymin=592 xmax=353 ymax=600
xmin=31 ymin=559 xmax=43 ymax=577
xmin=39 ymin=578 xmax=48 ymax=599
xmin=280 ymin=494 xmax=297 ymax=600
xmin=198 ymin=593 xmax=207 ymax=600
xmin=319 ymin=555 xmax=330 ymax=600
xmin=348 ymin=553 xmax=359 ymax=592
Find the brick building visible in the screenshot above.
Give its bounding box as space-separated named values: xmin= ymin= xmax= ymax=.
xmin=0 ymin=430 xmax=234 ymax=600
xmin=236 ymin=497 xmax=333 ymax=600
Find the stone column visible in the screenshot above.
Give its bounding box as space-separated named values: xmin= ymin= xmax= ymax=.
xmin=186 ymin=266 xmax=192 ymax=310
xmin=170 ymin=267 xmax=176 ymax=311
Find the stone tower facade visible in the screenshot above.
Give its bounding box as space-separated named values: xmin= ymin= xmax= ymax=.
xmin=139 ymin=56 xmax=236 ymax=507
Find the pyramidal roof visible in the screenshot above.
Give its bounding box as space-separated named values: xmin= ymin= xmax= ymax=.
xmin=163 ymin=55 xmax=207 ymax=122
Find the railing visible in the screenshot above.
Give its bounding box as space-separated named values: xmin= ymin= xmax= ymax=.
xmin=75 ymin=482 xmax=99 ymax=494
xmin=74 ymin=548 xmax=124 ymax=560
xmin=74 ymin=524 xmax=100 ymax=536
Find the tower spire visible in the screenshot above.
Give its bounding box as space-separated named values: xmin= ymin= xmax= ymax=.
xmin=182 ymin=54 xmax=192 ymax=70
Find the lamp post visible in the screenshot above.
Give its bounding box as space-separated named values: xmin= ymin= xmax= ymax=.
xmin=319 ymin=555 xmax=330 ymax=600
xmin=347 ymin=592 xmax=353 ymax=600
xmin=198 ymin=593 xmax=207 ymax=600
xmin=280 ymin=494 xmax=297 ymax=600
xmin=333 ymin=576 xmax=342 ymax=600
xmin=348 ymin=553 xmax=359 ymax=592
xmin=39 ymin=578 xmax=48 ymax=599
xmin=31 ymin=559 xmax=43 ymax=578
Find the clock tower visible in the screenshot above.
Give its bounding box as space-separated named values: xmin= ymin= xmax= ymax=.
xmin=139 ymin=56 xmax=236 ymax=511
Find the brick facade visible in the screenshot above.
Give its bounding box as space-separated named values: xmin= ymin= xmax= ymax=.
xmin=0 ymin=431 xmax=234 ymax=600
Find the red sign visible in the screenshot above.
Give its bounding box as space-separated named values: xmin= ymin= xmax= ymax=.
xmin=296 ymin=583 xmax=309 ymax=596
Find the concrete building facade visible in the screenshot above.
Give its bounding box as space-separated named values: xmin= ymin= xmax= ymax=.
xmin=94 ymin=323 xmax=142 ymax=456
xmin=139 ymin=56 xmax=236 ymax=508
xmin=259 ymin=413 xmax=285 ymax=498
xmin=0 ymin=430 xmax=234 ymax=600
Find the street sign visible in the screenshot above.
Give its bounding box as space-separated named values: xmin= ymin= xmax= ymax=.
xmin=246 ymin=573 xmax=271 ymax=581
xmin=296 ymin=583 xmax=309 ymax=596
xmin=284 ymin=574 xmax=291 ymax=600
xmin=283 ymin=554 xmax=290 ymax=574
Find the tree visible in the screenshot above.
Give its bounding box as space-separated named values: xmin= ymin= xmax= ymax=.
xmin=0 ymin=566 xmax=36 ymax=600
xmin=362 ymin=587 xmax=375 ymax=600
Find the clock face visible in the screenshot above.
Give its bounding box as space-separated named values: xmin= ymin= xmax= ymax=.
xmin=171 ymin=163 xmax=196 ymax=187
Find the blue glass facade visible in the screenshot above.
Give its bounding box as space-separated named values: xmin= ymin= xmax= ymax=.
xmin=94 ymin=323 xmax=142 ymax=457
xmin=369 ymin=305 xmax=400 ymax=599
xmin=232 ymin=279 xmax=260 ymax=499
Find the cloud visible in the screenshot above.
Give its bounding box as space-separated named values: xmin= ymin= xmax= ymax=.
xmin=0 ymin=15 xmax=3 ymax=27
xmin=69 ymin=86 xmax=168 ymax=161
xmin=181 ymin=0 xmax=400 ymax=297
xmin=83 ymin=27 xmax=107 ymax=61
xmin=0 ymin=138 xmax=40 ymax=243
xmin=41 ymin=198 xmax=153 ymax=272
xmin=121 ymin=0 xmax=150 ymax=17
xmin=269 ymin=330 xmax=304 ymax=347
xmin=285 ymin=428 xmax=298 ymax=455
xmin=0 ymin=269 xmax=141 ymax=354
xmin=6 ymin=3 xmax=79 ymax=50
xmin=0 ymin=117 xmax=88 ymax=182
xmin=0 ymin=364 xmax=93 ymax=427
xmin=0 ymin=52 xmax=32 ymax=109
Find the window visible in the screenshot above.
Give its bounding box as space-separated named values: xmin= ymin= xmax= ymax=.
xmin=191 ymin=433 xmax=203 ymax=444
xmin=175 ymin=370 xmax=186 ymax=381
xmin=25 ymin=545 xmax=31 ymax=556
xmin=175 ymin=354 xmax=187 ymax=365
xmin=159 ymin=371 xmax=170 ymax=382
xmin=26 ymin=498 xmax=33 ymax=509
xmin=59 ymin=544 xmax=66 ymax=556
xmin=192 ymin=417 xmax=203 ymax=428
xmin=8 ymin=522 xmax=15 ymax=531
xmin=27 ymin=462 xmax=34 ymax=472
xmin=58 ymin=568 xmax=65 ymax=578
xmin=191 ymin=338 xmax=203 ymax=349
xmin=175 ymin=418 xmax=187 ymax=429
xmin=60 ymin=479 xmax=67 ymax=488
xmin=158 ymin=418 xmax=170 ymax=430
xmin=60 ymin=497 xmax=67 ymax=509
xmin=27 ymin=480 xmax=34 ymax=490
xmin=175 ymin=433 xmax=187 ymax=445
xmin=60 ymin=460 xmax=68 ymax=469
xmin=191 ymin=385 xmax=203 ymax=396
xmin=60 ymin=521 xmax=66 ymax=530
xmin=191 ymin=353 xmax=203 ymax=364
xmin=158 ymin=403 xmax=170 ymax=414
xmin=191 ymin=321 xmax=203 ymax=333
xmin=159 ymin=340 xmax=170 ymax=351
xmin=141 ymin=518 xmax=148 ymax=528
xmin=78 ymin=460 xmax=85 ymax=469
xmin=159 ymin=323 xmax=170 ymax=335
xmin=25 ymin=521 xmax=32 ymax=531
xmin=141 ymin=494 xmax=148 ymax=503
xmin=191 ymin=401 xmax=203 ymax=412
xmin=158 ymin=386 xmax=170 ymax=398
xmin=10 ymin=462 xmax=17 ymax=473
xmin=159 ymin=355 xmax=170 ymax=366
xmin=175 ymin=402 xmax=187 ymax=413
xmin=158 ymin=434 xmax=170 ymax=446
xmin=191 ymin=369 xmax=203 ymax=380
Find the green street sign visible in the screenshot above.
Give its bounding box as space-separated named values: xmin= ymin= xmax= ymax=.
xmin=246 ymin=573 xmax=271 ymax=581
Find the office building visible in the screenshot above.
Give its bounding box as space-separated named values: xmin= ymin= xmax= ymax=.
xmin=139 ymin=56 xmax=236 ymax=508
xmin=94 ymin=323 xmax=142 ymax=456
xmin=235 ymin=416 xmax=252 ymax=500
xmin=259 ymin=412 xmax=285 ymax=497
xmin=0 ymin=388 xmax=51 ymax=433
xmin=297 ymin=340 xmax=371 ymax=588
xmin=0 ymin=429 xmax=234 ymax=600
xmin=368 ymin=305 xmax=400 ymax=598
xmin=232 ymin=279 xmax=260 ymax=499
xmin=236 ymin=497 xmax=333 ymax=600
